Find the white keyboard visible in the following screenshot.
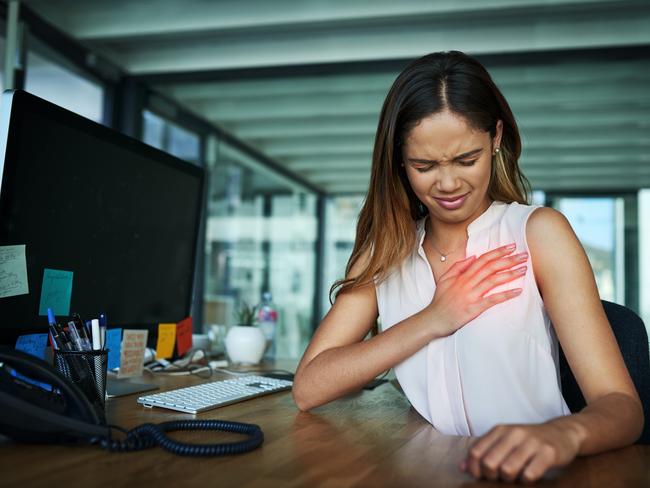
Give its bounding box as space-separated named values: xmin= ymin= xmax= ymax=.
xmin=137 ymin=375 xmax=293 ymax=414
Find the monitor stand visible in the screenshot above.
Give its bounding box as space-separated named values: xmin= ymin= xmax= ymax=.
xmin=106 ymin=378 xmax=158 ymax=398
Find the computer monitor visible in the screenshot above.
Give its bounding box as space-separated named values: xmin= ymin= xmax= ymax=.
xmin=0 ymin=90 xmax=205 ymax=345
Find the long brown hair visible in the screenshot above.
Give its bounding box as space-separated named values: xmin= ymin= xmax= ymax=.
xmin=330 ymin=50 xmax=532 ymax=304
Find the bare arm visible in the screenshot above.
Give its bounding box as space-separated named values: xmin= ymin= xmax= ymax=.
xmin=463 ymin=207 xmax=644 ymax=483
xmin=293 ymin=243 xmax=528 ymax=411
xmin=527 ymin=207 xmax=643 ymax=452
xmin=292 ymin=285 xmax=439 ymax=411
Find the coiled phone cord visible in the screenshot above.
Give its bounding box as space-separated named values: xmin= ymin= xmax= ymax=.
xmin=100 ymin=419 xmax=264 ymax=456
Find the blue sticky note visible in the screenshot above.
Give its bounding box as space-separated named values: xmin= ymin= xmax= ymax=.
xmin=15 ymin=333 xmax=50 ymax=390
xmin=15 ymin=333 xmax=48 ymax=359
xmin=106 ymin=328 xmax=123 ymax=370
xmin=39 ymin=268 xmax=74 ymax=316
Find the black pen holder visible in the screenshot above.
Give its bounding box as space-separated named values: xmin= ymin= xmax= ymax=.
xmin=53 ymin=349 xmax=108 ymax=423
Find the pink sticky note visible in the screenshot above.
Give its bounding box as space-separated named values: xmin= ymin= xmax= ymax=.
xmin=176 ymin=317 xmax=193 ymax=357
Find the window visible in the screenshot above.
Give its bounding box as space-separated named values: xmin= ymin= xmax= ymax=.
xmin=0 ymin=35 xmax=5 ymax=92
xmin=204 ymin=141 xmax=317 ymax=359
xmin=322 ymin=195 xmax=365 ymax=316
xmin=25 ymin=39 xmax=104 ymax=123
xmin=142 ymin=110 xmax=166 ymax=150
xmin=550 ymin=197 xmax=625 ymax=304
xmin=142 ymin=109 xmax=200 ymax=164
xmin=639 ymin=189 xmax=650 ymax=339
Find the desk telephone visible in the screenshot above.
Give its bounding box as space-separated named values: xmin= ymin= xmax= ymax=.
xmin=0 ymin=346 xmax=264 ymax=455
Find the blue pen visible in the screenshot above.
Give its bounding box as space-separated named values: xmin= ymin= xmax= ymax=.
xmin=47 ymin=308 xmax=57 ymax=328
xmin=47 ymin=308 xmax=66 ymax=350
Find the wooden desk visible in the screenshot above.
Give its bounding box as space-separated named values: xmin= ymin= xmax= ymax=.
xmin=1 ymin=366 xmax=649 ymax=487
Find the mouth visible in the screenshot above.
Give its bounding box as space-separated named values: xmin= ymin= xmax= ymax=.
xmin=433 ymin=192 xmax=469 ymax=210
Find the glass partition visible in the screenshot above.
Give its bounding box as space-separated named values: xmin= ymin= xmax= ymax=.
xmin=321 ymin=195 xmax=365 ymax=317
xmin=204 ymin=141 xmax=317 ymax=359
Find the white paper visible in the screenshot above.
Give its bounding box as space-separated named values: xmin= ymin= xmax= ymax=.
xmin=117 ymin=329 xmax=148 ymax=379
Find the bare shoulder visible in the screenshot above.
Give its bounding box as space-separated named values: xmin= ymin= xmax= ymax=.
xmin=525 ymin=206 xmax=585 ymax=298
xmin=526 ymin=205 xmax=573 ymax=243
xmin=347 ymin=245 xmax=374 ymax=281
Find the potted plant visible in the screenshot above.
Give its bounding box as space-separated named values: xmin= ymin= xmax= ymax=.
xmin=224 ymin=300 xmax=266 ymax=364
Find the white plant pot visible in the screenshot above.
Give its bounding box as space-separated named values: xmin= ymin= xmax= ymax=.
xmin=225 ymin=325 xmax=266 ymax=365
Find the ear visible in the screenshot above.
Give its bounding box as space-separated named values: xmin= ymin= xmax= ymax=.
xmin=493 ymin=119 xmax=503 ymax=151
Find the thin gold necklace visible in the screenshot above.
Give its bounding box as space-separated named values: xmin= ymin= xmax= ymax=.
xmin=426 ymin=219 xmax=468 ymax=262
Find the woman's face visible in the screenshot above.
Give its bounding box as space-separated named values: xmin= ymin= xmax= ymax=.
xmin=401 ymin=109 xmax=502 ymax=224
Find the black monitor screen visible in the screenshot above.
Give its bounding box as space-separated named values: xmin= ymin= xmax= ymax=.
xmin=0 ymin=90 xmax=204 ymax=343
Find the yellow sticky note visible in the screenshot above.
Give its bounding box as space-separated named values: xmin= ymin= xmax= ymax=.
xmin=155 ymin=323 xmax=176 ymax=359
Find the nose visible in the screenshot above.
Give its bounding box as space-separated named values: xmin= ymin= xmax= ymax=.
xmin=436 ymin=165 xmax=461 ymax=193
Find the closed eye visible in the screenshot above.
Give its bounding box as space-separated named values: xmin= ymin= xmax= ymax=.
xmin=414 ymin=160 xmax=477 ymax=173
xmin=460 ymin=159 xmax=477 ymax=166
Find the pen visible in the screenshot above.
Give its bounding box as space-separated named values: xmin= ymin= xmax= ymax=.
xmin=91 ymin=319 xmax=101 ymax=350
xmin=99 ymin=313 xmax=107 ymax=350
xmin=72 ymin=313 xmax=92 ymax=351
xmin=47 ymin=308 xmax=68 ymax=351
xmin=67 ymin=321 xmax=85 ymax=351
xmin=49 ymin=311 xmax=94 ymax=395
xmin=56 ymin=324 xmax=74 ymax=351
xmin=47 ymin=308 xmax=57 ymax=329
xmin=48 ymin=325 xmax=63 ymax=351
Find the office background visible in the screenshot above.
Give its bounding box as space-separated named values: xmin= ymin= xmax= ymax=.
xmin=3 ymin=0 xmax=649 ymax=359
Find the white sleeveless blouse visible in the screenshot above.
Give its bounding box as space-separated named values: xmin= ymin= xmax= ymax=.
xmin=375 ymin=200 xmax=571 ymax=437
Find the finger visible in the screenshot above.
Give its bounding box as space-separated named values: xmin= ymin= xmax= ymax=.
xmin=439 ymin=255 xmax=476 ymax=282
xmin=472 ymin=265 xmax=527 ymax=298
xmin=464 ymin=251 xmax=527 ymax=290
xmin=475 ymin=288 xmax=523 ymax=313
xmin=519 ymin=445 xmax=557 ymax=484
xmin=498 ymin=439 xmax=539 ymax=483
xmin=463 ymin=244 xmax=516 ymax=279
xmin=462 ymin=244 xmax=519 ymax=284
xmin=466 ymin=426 xmax=508 ymax=479
xmin=478 ymin=428 xmax=528 ymax=481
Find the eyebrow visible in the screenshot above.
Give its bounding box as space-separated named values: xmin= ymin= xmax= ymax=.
xmin=407 ymin=147 xmax=483 ymax=164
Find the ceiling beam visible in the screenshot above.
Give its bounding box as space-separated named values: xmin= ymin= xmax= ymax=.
xmin=71 ymin=4 xmax=650 ymax=74
xmin=26 ymin=0 xmax=636 ymax=41
xmin=180 ymin=83 xmax=648 ymax=113
xmin=157 ymin=60 xmax=650 ymax=101
xmin=190 ymin=97 xmax=650 ymax=125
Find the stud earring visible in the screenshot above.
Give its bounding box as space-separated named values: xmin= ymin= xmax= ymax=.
xmin=493 ymin=147 xmax=501 ymax=156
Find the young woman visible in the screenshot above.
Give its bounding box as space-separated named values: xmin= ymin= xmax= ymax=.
xmin=292 ymin=51 xmax=643 ymax=483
